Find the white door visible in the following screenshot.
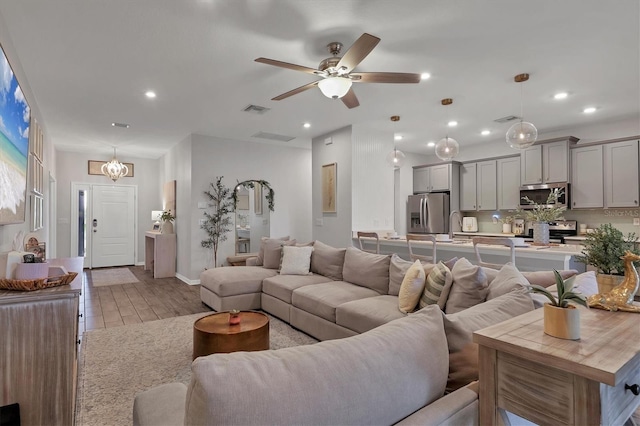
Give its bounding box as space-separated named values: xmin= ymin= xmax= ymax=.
xmin=91 ymin=185 xmax=136 ymax=267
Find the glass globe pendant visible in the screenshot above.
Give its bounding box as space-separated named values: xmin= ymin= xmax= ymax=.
xmin=435 ymin=136 xmax=459 ymax=161
xmin=506 ymin=73 xmax=538 ymax=149
xmin=386 ymin=148 xmax=406 ymax=169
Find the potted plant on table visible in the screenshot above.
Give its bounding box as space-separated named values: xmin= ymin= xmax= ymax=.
xmin=528 ymin=270 xmax=588 ymax=340
xmin=517 ymin=188 xmax=566 ymax=245
xmin=575 ymin=223 xmax=637 ymax=294
xmin=159 ymin=210 xmax=175 ymax=234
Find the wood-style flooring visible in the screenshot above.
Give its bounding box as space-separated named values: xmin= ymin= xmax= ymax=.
xmin=79 ymin=265 xmax=211 ymax=333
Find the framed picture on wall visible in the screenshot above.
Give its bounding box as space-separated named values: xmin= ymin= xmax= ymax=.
xmin=322 ymin=163 xmax=337 ymax=213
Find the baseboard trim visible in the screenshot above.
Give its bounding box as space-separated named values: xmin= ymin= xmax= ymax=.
xmin=176 ymin=273 xmax=200 ymax=286
xmin=135 ymin=261 xmax=145 ymax=266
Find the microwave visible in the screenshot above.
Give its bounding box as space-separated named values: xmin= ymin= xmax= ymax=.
xmin=519 ymin=183 xmax=570 ymax=209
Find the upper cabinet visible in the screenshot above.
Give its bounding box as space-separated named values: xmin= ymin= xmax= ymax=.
xmin=459 ymin=160 xmax=497 ymax=211
xmin=520 ymin=137 xmax=577 ymax=185
xmin=497 ymin=156 xmax=521 ymax=210
xmin=413 ymin=164 xmax=451 ymax=193
xmin=460 ymin=163 xmax=477 ymax=210
xmin=603 ymin=139 xmax=639 ymax=208
xmin=571 ymin=145 xmax=604 ymax=208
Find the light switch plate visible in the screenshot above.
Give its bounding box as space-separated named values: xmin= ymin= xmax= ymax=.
xmin=198 ymin=202 xmax=208 ymax=209
xmin=634 ymin=218 xmax=640 ymax=226
xmin=199 ymin=219 xmax=207 ymax=226
xmin=315 ymin=218 xmax=323 ymax=226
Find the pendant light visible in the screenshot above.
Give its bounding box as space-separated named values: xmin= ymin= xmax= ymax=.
xmin=506 ymin=73 xmax=537 ymax=149
xmin=102 ymin=147 xmax=129 ymax=182
xmin=386 ymin=115 xmax=406 ymax=169
xmin=435 ymin=98 xmax=459 ymax=161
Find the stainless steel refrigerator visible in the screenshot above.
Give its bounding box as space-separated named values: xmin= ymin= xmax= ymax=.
xmin=407 ymin=193 xmax=450 ymax=234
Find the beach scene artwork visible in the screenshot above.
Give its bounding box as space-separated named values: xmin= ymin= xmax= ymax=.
xmin=0 ymin=44 xmax=30 ymax=224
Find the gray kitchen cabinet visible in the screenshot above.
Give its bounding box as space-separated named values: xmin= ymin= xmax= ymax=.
xmin=571 ymin=145 xmax=604 ymax=208
xmin=413 ymin=164 xmax=450 ymax=193
xmin=520 ymin=137 xmax=576 ymax=185
xmin=520 ymin=144 xmax=543 ymax=185
xmin=497 ymin=156 xmax=521 ymax=210
xmin=459 ymin=160 xmax=496 ymax=211
xmin=413 ymin=167 xmax=430 ymax=193
xmin=604 ymin=139 xmax=639 ymax=208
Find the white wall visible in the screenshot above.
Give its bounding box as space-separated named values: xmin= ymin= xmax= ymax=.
xmin=55 ymin=150 xmax=161 ymax=263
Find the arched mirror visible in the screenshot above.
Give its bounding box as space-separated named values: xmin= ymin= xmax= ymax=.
xmin=232 ymin=180 xmax=275 ymax=255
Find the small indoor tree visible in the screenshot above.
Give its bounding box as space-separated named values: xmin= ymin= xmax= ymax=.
xmin=201 ymin=176 xmax=234 ymax=268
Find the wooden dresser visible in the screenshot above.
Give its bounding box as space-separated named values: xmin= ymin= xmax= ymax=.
xmin=474 ymin=306 xmax=640 ymax=426
xmin=0 ymin=280 xmax=82 ymax=426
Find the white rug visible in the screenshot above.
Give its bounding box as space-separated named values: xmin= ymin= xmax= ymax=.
xmin=76 ymin=312 xmax=318 ymax=426
xmin=90 ymin=268 xmax=140 ymax=287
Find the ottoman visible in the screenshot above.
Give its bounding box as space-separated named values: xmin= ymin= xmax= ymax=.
xmin=199 ymin=266 xmax=277 ymax=311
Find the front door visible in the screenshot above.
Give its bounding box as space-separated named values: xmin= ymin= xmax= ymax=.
xmin=91 ymin=185 xmax=135 ymax=268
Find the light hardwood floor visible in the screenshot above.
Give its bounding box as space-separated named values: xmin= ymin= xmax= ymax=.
xmin=79 ymin=265 xmax=211 ymax=333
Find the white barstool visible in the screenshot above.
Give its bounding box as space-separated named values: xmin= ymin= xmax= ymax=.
xmin=406 ymin=234 xmax=437 ymax=263
xmin=357 ymin=232 xmax=380 ymax=254
xmin=472 ymin=237 xmax=516 ymax=269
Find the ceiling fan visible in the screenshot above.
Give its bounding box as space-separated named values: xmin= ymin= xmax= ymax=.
xmin=255 ymin=33 xmax=421 ymax=109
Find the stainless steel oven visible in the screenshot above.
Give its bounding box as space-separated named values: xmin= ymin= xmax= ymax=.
xmin=519 ymin=183 xmax=570 ymax=210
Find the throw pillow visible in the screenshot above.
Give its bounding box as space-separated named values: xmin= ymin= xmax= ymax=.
xmin=521 ymin=270 xmax=578 ymax=288
xmin=279 ymin=246 xmax=313 ymax=275
xmin=444 ymin=257 xmax=489 ymax=314
xmin=442 ymin=290 xmax=534 ymax=392
xmin=262 ymin=239 xmax=296 ymax=269
xmin=342 ymin=247 xmax=391 ymax=294
xmin=256 ymin=236 xmax=290 ymax=266
xmin=418 ymin=261 xmax=452 ymax=310
xmin=389 ymin=254 xmax=414 ymax=296
xmin=398 ymin=260 xmax=427 ymax=313
xmin=310 ymin=240 xmax=346 ymax=281
xmin=486 ymin=263 xmax=530 ymax=300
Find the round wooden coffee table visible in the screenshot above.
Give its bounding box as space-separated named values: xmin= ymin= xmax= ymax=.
xmin=192 ymin=311 xmax=269 ymax=360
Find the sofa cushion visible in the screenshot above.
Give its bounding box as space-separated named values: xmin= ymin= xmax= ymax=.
xmin=522 ymin=269 xmax=578 ymax=288
xmin=398 ymin=260 xmax=427 ymax=314
xmin=263 ymin=239 xmax=297 ymax=269
xmin=200 ymin=266 xmax=277 ymax=296
xmin=389 ymin=254 xmax=414 ymax=296
xmin=279 ymin=246 xmax=313 ymax=275
xmin=486 ymin=263 xmax=529 ymax=300
xmin=255 ymin=236 xmax=290 ymax=267
xmin=262 ymin=274 xmax=333 ymax=304
xmin=336 ymin=295 xmax=406 ymax=334
xmin=292 ymin=281 xmax=380 ymax=323
xmin=419 ymin=261 xmax=452 ymax=310
xmin=342 ymin=247 xmax=391 ymax=294
xmin=530 ymin=271 xmax=598 ymax=308
xmin=445 ymin=258 xmax=489 ymax=314
xmin=310 ymin=240 xmax=346 ymax=281
xmin=443 ymin=290 xmax=534 ymax=392
xmin=185 ymin=305 xmax=449 ymax=426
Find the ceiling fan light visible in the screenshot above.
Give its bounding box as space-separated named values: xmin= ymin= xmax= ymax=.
xmin=318 ymin=77 xmax=352 ymax=99
xmin=506 ymin=121 xmax=537 ymax=149
xmin=435 ymin=137 xmax=459 ymax=161
xmin=386 ymin=148 xmax=406 ymax=169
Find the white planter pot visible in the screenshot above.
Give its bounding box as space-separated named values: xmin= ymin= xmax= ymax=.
xmin=502 ymin=223 xmax=512 ymax=234
xmin=161 ymin=220 xmax=174 ymax=234
xmin=543 ymin=303 xmax=580 ymax=340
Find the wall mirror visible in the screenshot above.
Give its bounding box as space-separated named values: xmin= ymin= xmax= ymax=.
xmin=232 ymin=180 xmax=275 ymax=255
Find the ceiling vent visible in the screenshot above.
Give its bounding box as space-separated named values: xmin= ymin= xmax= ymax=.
xmin=251 ymin=131 xmax=295 ymax=142
xmin=493 ymin=115 xmax=521 ymax=123
xmin=243 ymin=104 xmax=270 ymax=114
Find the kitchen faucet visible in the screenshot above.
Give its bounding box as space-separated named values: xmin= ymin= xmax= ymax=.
xmin=449 ymin=210 xmax=462 ymax=240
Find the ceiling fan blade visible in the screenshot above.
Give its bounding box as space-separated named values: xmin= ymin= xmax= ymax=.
xmin=336 ymin=33 xmax=381 ymax=73
xmin=341 ymin=88 xmax=360 ymax=109
xmin=255 ymin=57 xmax=319 ymax=75
xmin=351 ymin=72 xmax=421 ymax=83
xmin=272 ymin=81 xmax=319 ymax=101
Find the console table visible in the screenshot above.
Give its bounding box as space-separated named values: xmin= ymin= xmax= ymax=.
xmin=144 ymin=231 xmax=176 ymax=278
xmin=474 ymin=307 xmax=640 ymax=425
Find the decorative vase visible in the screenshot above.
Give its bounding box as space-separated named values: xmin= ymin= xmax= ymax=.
xmin=502 ymin=223 xmax=512 ymax=234
xmin=595 ymin=273 xmax=624 ymax=294
xmin=161 ymin=220 xmax=174 ymax=234
xmin=543 ymin=304 xmax=580 ymax=340
xmin=532 ymin=221 xmax=550 ymax=245
xmin=228 ymin=310 xmax=241 ymax=325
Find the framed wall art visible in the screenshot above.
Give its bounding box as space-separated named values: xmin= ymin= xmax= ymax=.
xmin=322 ymin=163 xmax=337 ymax=213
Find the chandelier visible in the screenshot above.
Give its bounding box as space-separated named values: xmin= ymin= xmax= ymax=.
xmin=102 ymin=147 xmax=129 ymax=182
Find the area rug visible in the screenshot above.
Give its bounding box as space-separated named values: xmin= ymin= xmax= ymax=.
xmin=90 ymin=267 xmax=140 ymax=287
xmin=76 ymin=312 xmax=318 ymax=426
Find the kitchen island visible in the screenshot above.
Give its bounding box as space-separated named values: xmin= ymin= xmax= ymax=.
xmin=353 ymin=236 xmax=586 ymax=272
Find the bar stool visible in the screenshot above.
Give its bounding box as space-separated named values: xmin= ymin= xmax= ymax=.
xmin=406 ymin=234 xmax=437 ymax=263
xmin=357 ymin=232 xmax=380 ymax=254
xmin=472 ymin=237 xmax=516 ymax=269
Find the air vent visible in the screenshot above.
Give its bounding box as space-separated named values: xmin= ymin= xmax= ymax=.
xmin=251 ymin=131 xmax=295 ymax=142
xmin=243 ymin=104 xmax=270 ymax=114
xmin=493 ymin=115 xmax=520 ymax=123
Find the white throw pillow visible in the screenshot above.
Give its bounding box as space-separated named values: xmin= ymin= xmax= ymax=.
xmin=279 ymin=246 xmax=313 ymax=275
xmin=398 ymin=260 xmax=427 ymax=313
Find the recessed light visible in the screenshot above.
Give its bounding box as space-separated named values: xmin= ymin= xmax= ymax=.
xmin=145 ymin=91 xmax=157 ymax=99
xmin=448 ymin=121 xmax=458 ymax=127
xmin=481 ymin=130 xmax=491 ymax=136
xmin=394 ymin=135 xmax=403 ymax=141
xmin=427 ymin=141 xmax=435 ymax=147
xmin=420 ymin=72 xmax=431 ymax=80
xmin=583 ymin=107 xmax=596 ymax=114
xmin=303 ymin=122 xmax=311 ymax=128
xmin=111 ymin=122 xmax=130 ymax=128
xmin=554 ymin=92 xmax=568 ymax=100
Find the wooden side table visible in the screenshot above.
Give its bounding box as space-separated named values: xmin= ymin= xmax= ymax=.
xmin=144 ymin=231 xmax=176 ymax=278
xmin=193 ymin=311 xmax=269 ymax=360
xmin=474 ymin=307 xmax=640 ymax=426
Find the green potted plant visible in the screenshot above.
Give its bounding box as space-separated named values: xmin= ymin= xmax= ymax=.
xmin=159 ymin=210 xmax=175 ymax=234
xmin=517 ymin=188 xmax=566 ymax=245
xmin=201 ymin=176 xmax=234 ymax=268
xmin=528 ymin=270 xmax=587 ymax=340
xmin=575 ymin=223 xmax=637 ymax=293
